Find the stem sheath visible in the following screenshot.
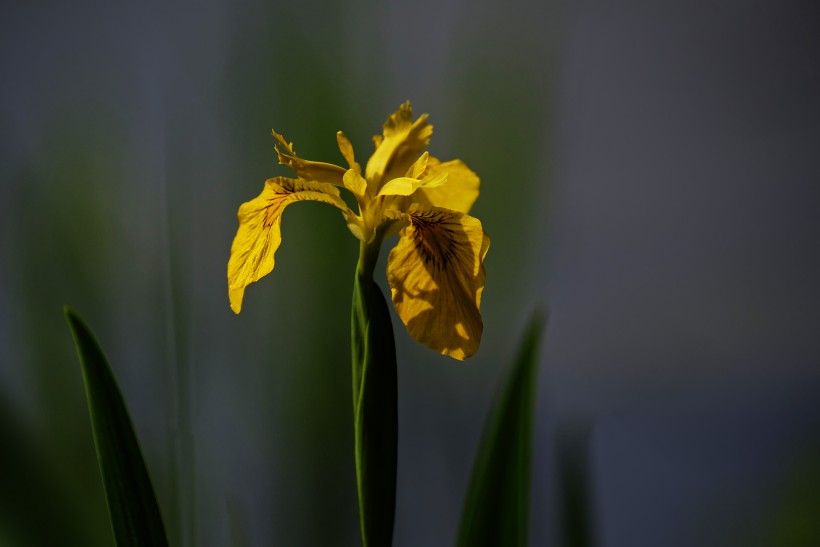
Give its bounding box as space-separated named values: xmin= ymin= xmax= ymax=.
xmin=350 ymin=240 xmax=398 ymax=547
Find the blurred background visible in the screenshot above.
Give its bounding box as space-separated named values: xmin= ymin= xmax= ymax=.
xmin=2 ymin=0 xmax=819 ymax=545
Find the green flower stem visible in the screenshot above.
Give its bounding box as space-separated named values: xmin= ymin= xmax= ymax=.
xmin=357 ymin=237 xmax=382 ymax=279
xmin=351 ymin=236 xmax=398 ymax=547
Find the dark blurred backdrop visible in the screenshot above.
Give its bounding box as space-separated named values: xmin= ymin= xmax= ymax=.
xmin=1 ymin=1 xmax=819 ymax=546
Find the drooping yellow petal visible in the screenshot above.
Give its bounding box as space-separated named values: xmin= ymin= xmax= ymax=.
xmin=386 ymin=205 xmax=489 ymax=360
xmin=228 ymin=177 xmax=352 ymax=313
xmin=272 ymin=130 xmax=347 ymax=186
xmin=364 ymin=101 xmax=433 ymax=192
xmin=411 ymin=156 xmax=480 ymax=214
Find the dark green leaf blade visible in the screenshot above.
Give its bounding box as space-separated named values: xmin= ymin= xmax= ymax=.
xmin=351 ymin=271 xmax=398 ymax=547
xmin=456 ymin=312 xmax=546 ymax=547
xmin=63 ymin=306 xmax=169 ymax=547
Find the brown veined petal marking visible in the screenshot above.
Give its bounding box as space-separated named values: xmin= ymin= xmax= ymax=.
xmin=228 ymin=177 xmax=351 ymax=314
xmin=386 ymin=205 xmax=489 ymax=360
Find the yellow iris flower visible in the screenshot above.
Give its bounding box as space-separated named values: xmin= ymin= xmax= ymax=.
xmin=228 ymin=101 xmax=489 ymax=360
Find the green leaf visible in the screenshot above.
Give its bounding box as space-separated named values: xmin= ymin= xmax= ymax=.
xmin=350 ymin=270 xmax=398 ymax=547
xmin=63 ymin=306 xmax=169 ymax=547
xmin=456 ymin=312 xmax=546 ymax=547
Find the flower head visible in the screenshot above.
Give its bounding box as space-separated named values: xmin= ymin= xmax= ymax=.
xmin=228 ymin=101 xmax=489 ymax=359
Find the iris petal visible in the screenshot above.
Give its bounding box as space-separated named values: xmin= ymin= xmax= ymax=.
xmin=386 ymin=205 xmax=489 ymax=360
xmin=343 ymin=169 xmax=368 ymax=198
xmin=410 ymin=156 xmax=480 ymax=214
xmin=272 ymin=130 xmax=347 ymax=186
xmin=336 ymin=131 xmax=360 ymax=172
xmin=365 ymin=101 xmax=433 ymax=192
xmin=376 ymin=172 xmax=447 ymax=197
xmin=228 ymin=177 xmax=352 ymax=313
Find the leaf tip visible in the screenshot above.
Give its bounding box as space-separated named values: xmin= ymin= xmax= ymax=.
xmin=63 ymin=305 xmax=81 ymax=334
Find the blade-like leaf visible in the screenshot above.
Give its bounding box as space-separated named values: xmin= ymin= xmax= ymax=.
xmin=63 ymin=306 xmax=169 ymax=547
xmin=351 ymin=268 xmax=398 ymax=547
xmin=456 ymin=312 xmax=546 ymax=547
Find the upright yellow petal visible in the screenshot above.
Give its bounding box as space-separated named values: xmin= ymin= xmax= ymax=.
xmin=228 ymin=177 xmax=351 ymax=313
xmin=405 ymin=151 xmax=430 ymax=179
xmin=386 ymin=205 xmax=489 ymax=360
xmin=364 ymin=101 xmax=433 ymax=192
xmin=343 ymin=169 xmax=368 ymax=198
xmin=336 ymin=131 xmax=360 ymax=173
xmin=272 ymin=130 xmax=347 ymax=186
